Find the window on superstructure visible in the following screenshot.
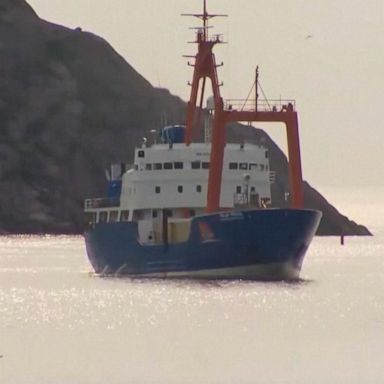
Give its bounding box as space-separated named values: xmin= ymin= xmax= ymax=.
xmin=109 ymin=210 xmax=118 ymax=222
xmin=236 ymin=186 xmax=242 ymax=194
xmin=154 ymin=163 xmax=162 ymax=170
xmin=229 ymin=162 xmax=238 ymax=170
xmin=155 ymin=186 xmax=161 ymax=194
xmin=250 ymin=187 xmax=256 ymax=193
xmin=196 ymin=185 xmax=202 ymax=192
xmin=202 ymin=162 xmax=210 ymax=169
xmin=120 ymin=210 xmax=130 ymax=221
xmin=164 ymin=162 xmax=173 ymax=170
xmin=265 ymin=151 xmax=269 ymax=158
xmin=189 ymin=209 xmax=195 ymax=217
xmin=174 ymin=162 xmax=183 ymax=169
xmin=239 ymin=162 xmax=248 ymax=170
xmin=191 ymin=161 xmax=201 ymax=169
xmin=249 ymin=163 xmax=258 ymax=171
xmin=260 ymin=164 xmax=265 ymax=171
xmin=138 ymin=150 xmax=145 ymax=158
xmin=145 ymin=163 xmax=152 ymax=170
xmin=152 ymin=210 xmax=158 ymax=218
xmin=134 ymin=164 xmax=138 ymax=171
xmin=177 ymin=185 xmax=183 ymax=193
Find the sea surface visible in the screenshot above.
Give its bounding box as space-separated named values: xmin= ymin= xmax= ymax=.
xmin=1 ymin=187 xmax=384 ymax=384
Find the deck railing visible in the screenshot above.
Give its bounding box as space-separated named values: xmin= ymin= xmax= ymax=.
xmin=224 ymin=99 xmax=296 ymax=113
xmin=84 ymin=197 xmax=120 ymax=209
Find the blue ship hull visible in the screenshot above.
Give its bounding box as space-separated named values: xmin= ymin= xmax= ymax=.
xmin=84 ymin=209 xmax=321 ymax=280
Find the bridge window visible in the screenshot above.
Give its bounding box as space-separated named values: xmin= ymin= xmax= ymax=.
xmin=138 ymin=150 xmax=145 ymax=158
xmin=249 ymin=163 xmax=258 ymax=171
xmin=265 ymin=151 xmax=269 ymax=158
xmin=145 ymin=163 xmax=152 ymax=170
xmin=174 ymin=162 xmax=183 ymax=169
xmin=154 ymin=163 xmax=162 ymax=170
xmin=236 ymin=186 xmax=242 ymax=194
xmin=229 ymin=162 xmax=238 ymax=170
xmin=164 ymin=162 xmax=173 ymax=170
xmin=155 ymin=186 xmax=161 ymax=194
xmin=177 ymin=185 xmax=183 ymax=193
xmin=191 ymin=161 xmax=201 ymax=169
xmin=152 ymin=210 xmax=158 ymax=218
xmin=239 ymin=162 xmax=248 ymax=170
xmin=196 ymin=185 xmax=202 ymax=192
xmin=202 ymin=162 xmax=210 ymax=169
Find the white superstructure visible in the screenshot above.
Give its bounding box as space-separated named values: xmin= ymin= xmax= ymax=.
xmin=85 ymin=125 xmax=274 ymax=227
xmin=122 ymin=142 xmax=271 ymax=213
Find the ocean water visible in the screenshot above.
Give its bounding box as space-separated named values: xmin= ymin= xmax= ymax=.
xmin=1 ymin=187 xmax=384 ymax=384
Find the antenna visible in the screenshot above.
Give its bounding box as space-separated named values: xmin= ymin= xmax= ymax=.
xmin=181 ymin=0 xmax=227 ymax=42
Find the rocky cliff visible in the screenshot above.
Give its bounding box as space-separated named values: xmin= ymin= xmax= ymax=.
xmin=0 ymin=0 xmax=371 ymax=235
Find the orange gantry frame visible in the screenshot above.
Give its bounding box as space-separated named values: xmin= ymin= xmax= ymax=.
xmin=184 ymin=1 xmax=304 ymax=212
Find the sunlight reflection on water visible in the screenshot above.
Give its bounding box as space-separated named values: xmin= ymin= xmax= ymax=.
xmin=1 ymin=226 xmax=384 ymax=383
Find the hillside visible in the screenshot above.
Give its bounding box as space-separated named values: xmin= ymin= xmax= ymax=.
xmin=0 ymin=0 xmax=371 ymax=235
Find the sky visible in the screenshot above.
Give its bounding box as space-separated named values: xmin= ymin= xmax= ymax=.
xmin=27 ymin=0 xmax=384 ymax=188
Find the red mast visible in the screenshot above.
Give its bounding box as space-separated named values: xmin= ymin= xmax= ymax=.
xmin=184 ymin=1 xmax=304 ymax=212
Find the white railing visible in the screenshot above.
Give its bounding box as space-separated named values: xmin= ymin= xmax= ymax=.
xmin=84 ymin=197 xmax=120 ymax=209
xmin=233 ymin=193 xmax=248 ymax=206
xmin=224 ymin=99 xmax=296 ymax=113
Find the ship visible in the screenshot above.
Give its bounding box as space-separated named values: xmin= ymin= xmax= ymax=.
xmin=83 ymin=1 xmax=322 ymax=280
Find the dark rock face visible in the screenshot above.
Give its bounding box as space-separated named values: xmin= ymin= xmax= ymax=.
xmin=0 ymin=1 xmax=371 ymax=235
